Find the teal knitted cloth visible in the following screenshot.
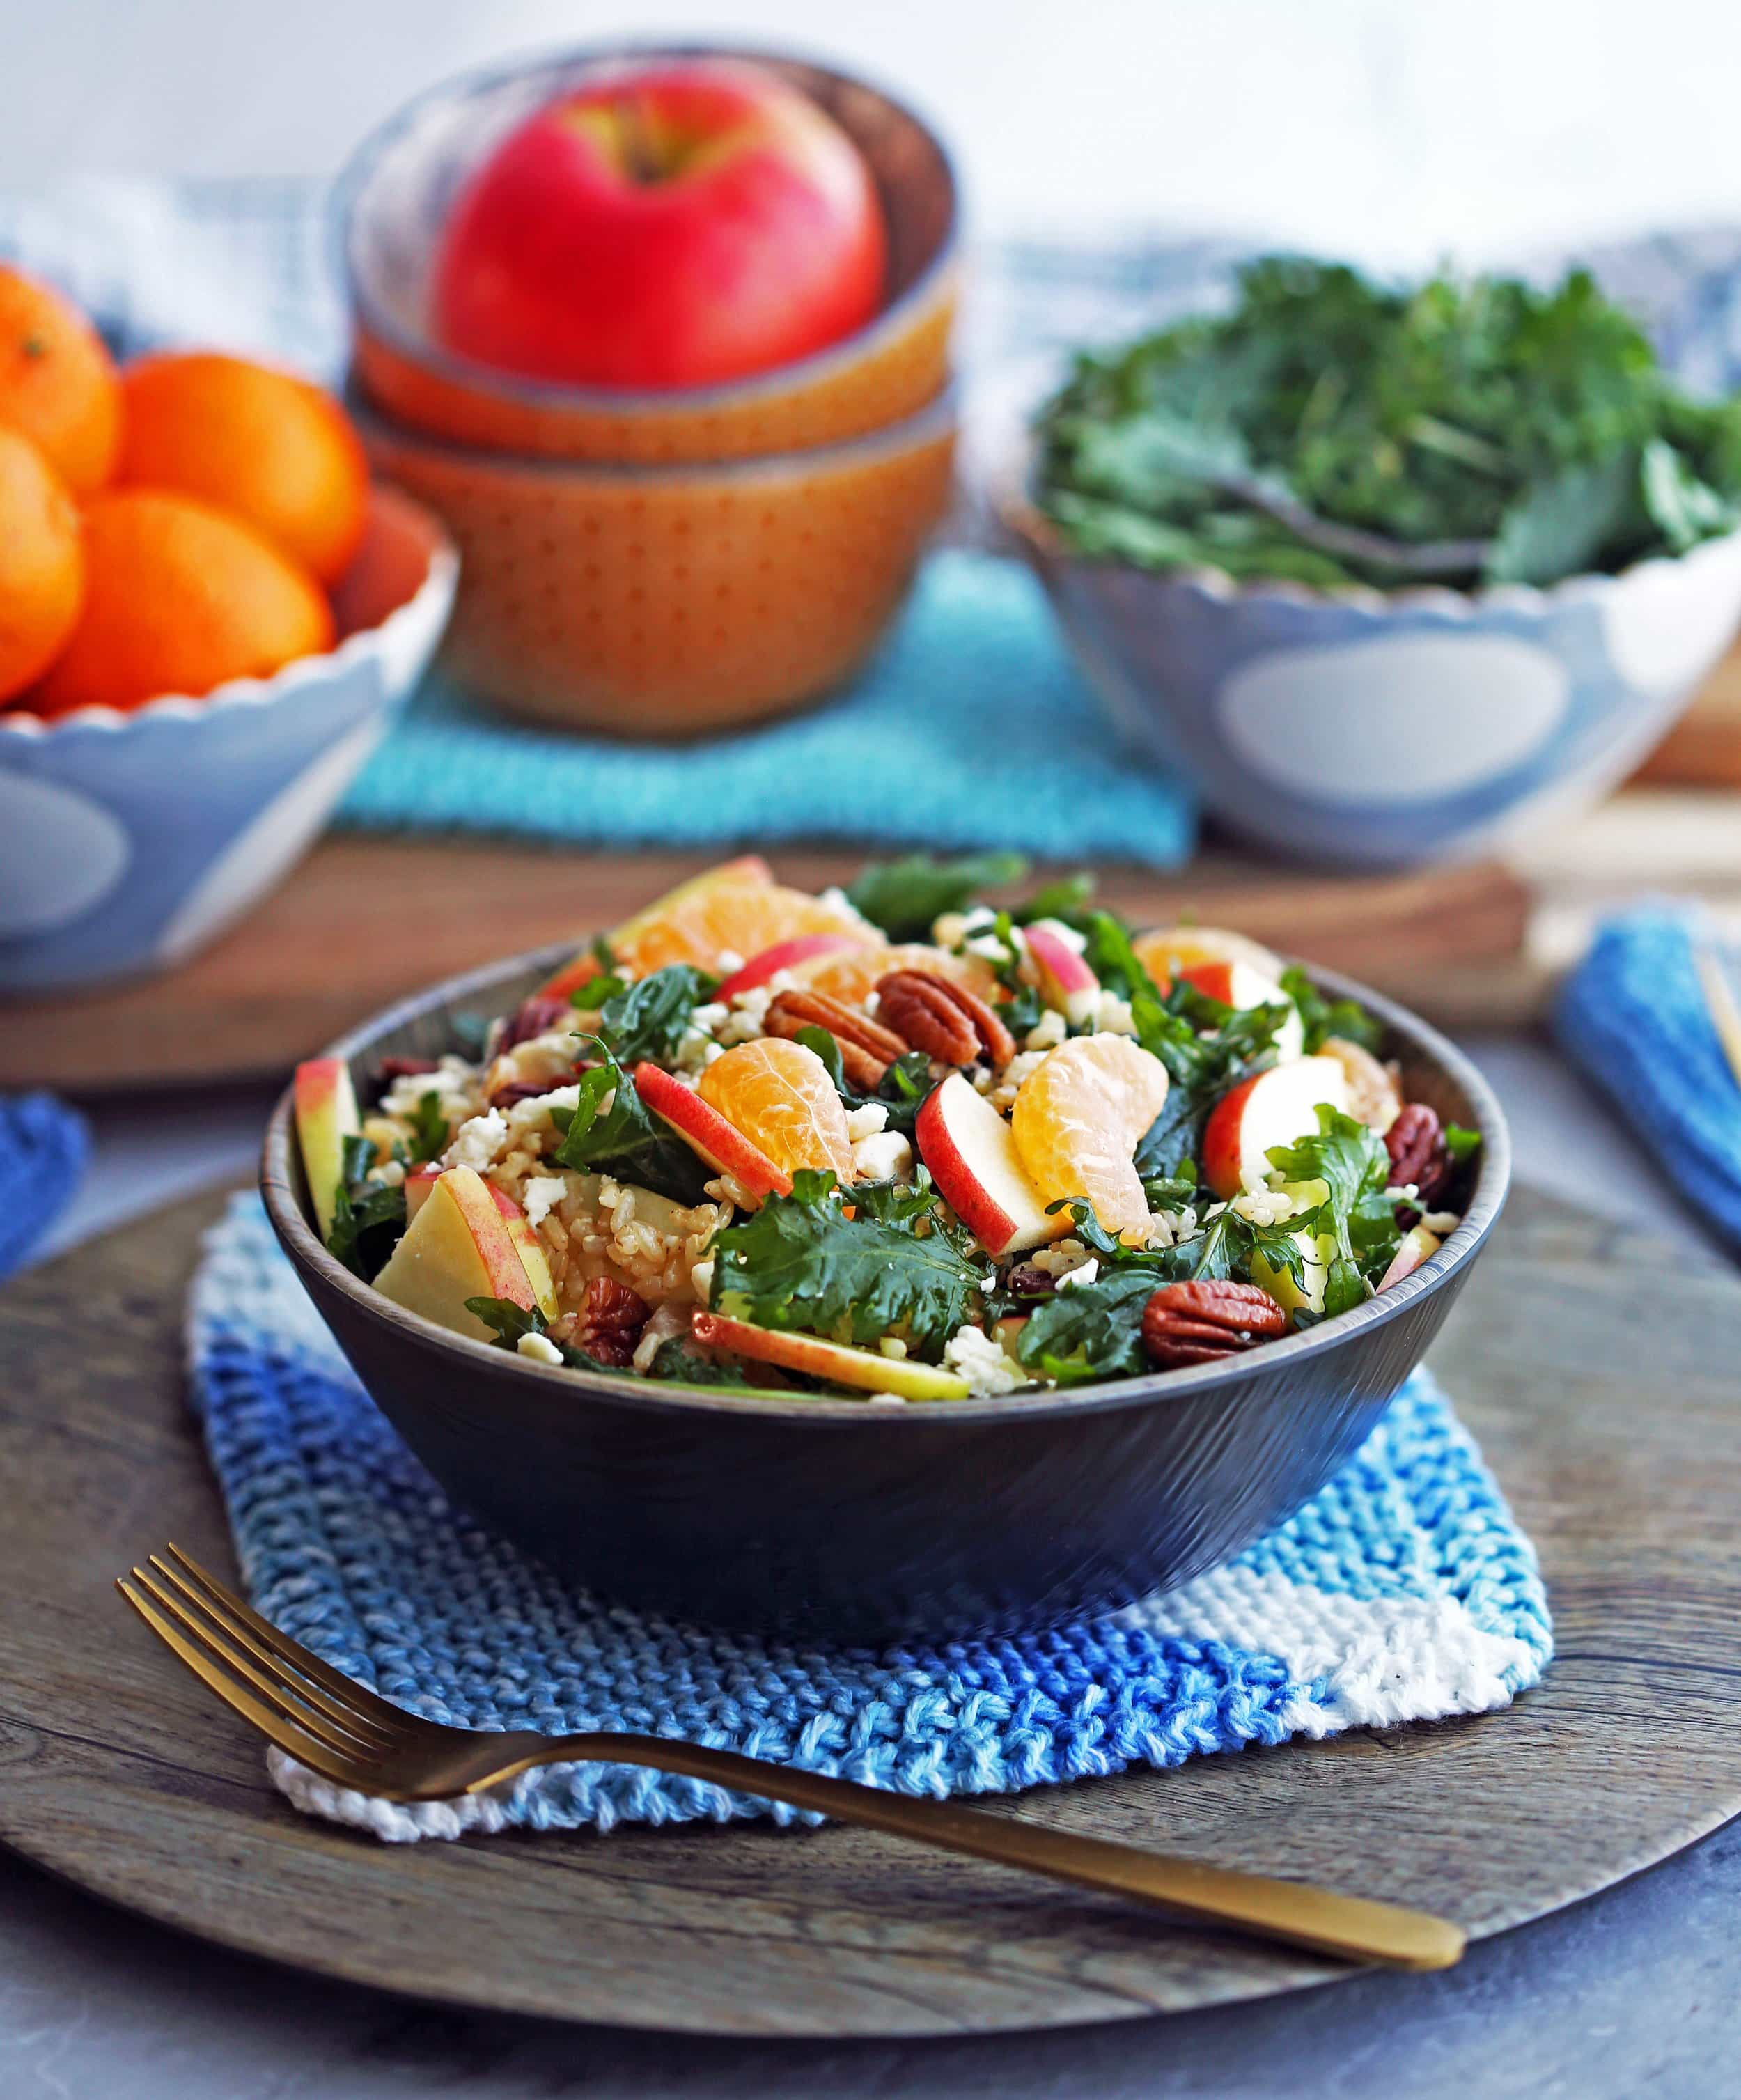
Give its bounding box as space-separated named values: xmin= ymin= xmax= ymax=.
xmin=338 ymin=550 xmax=1196 ymax=866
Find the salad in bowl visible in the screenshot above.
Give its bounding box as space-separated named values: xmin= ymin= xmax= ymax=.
xmin=290 ymin=855 xmax=1480 ymax=1404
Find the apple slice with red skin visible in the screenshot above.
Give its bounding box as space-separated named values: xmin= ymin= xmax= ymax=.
xmin=691 ymin=1311 xmax=970 ymax=1401
xmin=373 ymin=1165 xmax=541 ymax=1341
xmin=633 ymin=1060 xmax=791 ymax=1202
xmin=1378 ymin=1223 xmax=1442 ymax=1291
xmin=1024 ymin=921 xmax=1100 ymax=1027
xmin=1180 ymin=959 xmax=1306 ymax=1064
xmin=535 ymin=855 xmax=774 ymax=1002
xmin=1201 ymin=1055 xmax=1351 ymax=1199
xmin=916 ymin=1072 xmax=1066 ymax=1257
xmin=715 ymin=933 xmax=870 ymax=1004
xmin=294 ymin=1057 xmax=360 ymax=1239
xmin=403 ymin=1160 xmax=442 ymax=1222
xmin=482 ymin=1181 xmax=559 ymax=1319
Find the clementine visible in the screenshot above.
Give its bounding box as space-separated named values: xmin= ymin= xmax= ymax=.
xmin=0 ymin=426 xmax=84 ymax=703
xmin=118 ymin=351 xmax=369 ymax=584
xmin=0 ymin=265 xmax=121 ymax=497
xmin=31 ymin=488 xmax=334 ymax=716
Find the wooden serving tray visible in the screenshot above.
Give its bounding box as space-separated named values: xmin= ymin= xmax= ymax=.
xmin=0 ymin=838 xmax=1531 ymax=1092
xmin=1 ymin=1182 xmax=1737 ymax=2037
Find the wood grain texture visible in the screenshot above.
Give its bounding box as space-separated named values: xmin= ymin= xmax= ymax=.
xmin=0 ymin=838 xmax=1531 ymax=1091
xmin=1634 ymin=635 xmax=1741 ymax=786
xmin=0 ymin=1181 xmax=1738 ymax=2037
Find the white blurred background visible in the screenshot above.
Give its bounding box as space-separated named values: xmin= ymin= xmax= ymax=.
xmin=3 ymin=0 xmax=1740 ymax=264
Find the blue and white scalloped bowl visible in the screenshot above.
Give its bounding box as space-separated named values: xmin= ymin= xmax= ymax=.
xmin=1008 ymin=499 xmax=1741 ymax=866
xmin=0 ymin=488 xmax=456 ymax=993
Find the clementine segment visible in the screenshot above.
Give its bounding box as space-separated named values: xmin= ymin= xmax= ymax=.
xmin=698 ymin=1037 xmax=856 ymax=1184
xmin=614 ymin=880 xmax=871 ymax=979
xmin=0 ymin=428 xmax=84 ymax=703
xmin=30 ymin=489 xmax=334 ymax=716
xmin=118 ymin=352 xmax=370 ymax=585
xmin=0 ymin=266 xmax=120 ymax=497
xmin=1010 ymin=1034 xmax=1171 ymax=1243
xmin=1132 ymin=924 xmax=1283 ymax=992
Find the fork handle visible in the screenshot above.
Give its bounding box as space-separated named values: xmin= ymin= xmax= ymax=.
xmin=504 ymin=1733 xmax=1464 ymax=1971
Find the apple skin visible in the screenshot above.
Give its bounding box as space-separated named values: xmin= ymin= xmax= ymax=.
xmin=1024 ymin=921 xmax=1100 ymax=1027
xmin=1378 ymin=1224 xmax=1442 ymax=1291
xmin=536 ymin=854 xmax=772 ymax=1000
xmin=403 ymin=1160 xmax=442 ymax=1222
xmin=634 ymin=1059 xmax=792 ymax=1201
xmin=1180 ymin=960 xmax=1306 ymax=1064
xmin=484 ymin=1181 xmax=560 ymax=1319
xmin=691 ymin=1310 xmax=970 ymax=1401
xmin=1201 ymin=1055 xmax=1351 ymax=1200
xmin=373 ymin=1165 xmax=540 ymax=1341
xmin=294 ymin=1057 xmax=360 ymax=1240
xmin=432 ymin=61 xmax=887 ymax=390
xmin=916 ymin=1072 xmax=1065 ymax=1257
xmin=715 ymin=933 xmax=868 ymax=1003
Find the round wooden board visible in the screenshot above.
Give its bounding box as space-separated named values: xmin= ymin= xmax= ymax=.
xmin=1 ymin=1183 xmax=1738 ymax=2038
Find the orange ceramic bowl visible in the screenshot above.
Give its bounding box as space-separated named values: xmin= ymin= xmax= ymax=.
xmin=338 ymin=45 xmax=959 ymax=465
xmin=354 ymin=387 xmax=956 ymax=736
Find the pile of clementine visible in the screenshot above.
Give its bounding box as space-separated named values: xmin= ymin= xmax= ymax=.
xmin=0 ymin=265 xmax=370 ymax=716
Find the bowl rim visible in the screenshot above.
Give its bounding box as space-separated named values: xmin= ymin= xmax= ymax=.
xmin=348 ymin=379 xmax=960 ymax=479
xmin=999 ymin=472 xmax=1741 ymax=620
xmin=0 ymin=489 xmax=459 ymax=743
xmin=260 ymin=940 xmax=1512 ymax=1429
xmin=334 ymin=36 xmax=962 ymax=418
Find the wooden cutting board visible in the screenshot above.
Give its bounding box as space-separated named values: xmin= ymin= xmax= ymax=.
xmin=0 ymin=838 xmax=1532 ymax=1092
xmin=1 ymin=1180 xmax=1738 ymax=2035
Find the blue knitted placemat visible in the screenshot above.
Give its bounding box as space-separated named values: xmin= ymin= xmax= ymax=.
xmin=335 ymin=549 xmax=1196 ymax=865
xmin=1557 ymin=906 xmax=1741 ymax=1254
xmin=189 ymin=1195 xmax=1550 ymax=1842
xmin=0 ymin=1091 xmax=88 ymax=1280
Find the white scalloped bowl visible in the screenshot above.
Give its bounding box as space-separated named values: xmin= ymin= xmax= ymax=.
xmin=0 ymin=485 xmax=457 ymax=993
xmin=1006 ymin=495 xmax=1741 ymax=867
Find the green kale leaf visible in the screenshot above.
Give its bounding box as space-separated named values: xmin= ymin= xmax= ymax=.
xmin=1265 ymin=1105 xmax=1399 ymax=1307
xmin=404 ymin=1089 xmax=450 ymax=1165
xmin=464 ymin=1295 xmax=622 ymax=1373
xmin=579 ymin=963 xmax=717 ymax=1064
xmin=548 ymin=1042 xmax=715 ymax=1206
xmin=845 ymin=852 xmax=1029 ymax=940
xmin=325 ymin=1133 xmax=408 ymax=1281
xmin=708 ymin=1167 xmax=987 ymax=1358
xmin=1279 ymin=965 xmax=1384 ymax=1055
xmin=795 ymin=1024 xmax=936 ymax=1140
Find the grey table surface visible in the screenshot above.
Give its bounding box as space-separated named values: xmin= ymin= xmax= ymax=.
xmin=7 ymin=1036 xmax=1738 ymax=2098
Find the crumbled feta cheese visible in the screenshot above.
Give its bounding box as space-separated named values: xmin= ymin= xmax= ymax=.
xmin=844 ymin=1100 xmax=890 ymax=1142
xmin=1023 ymin=1009 xmax=1068 ymax=1052
xmin=443 ymin=1107 xmax=509 ymax=1173
xmin=382 ymin=1053 xmax=478 ymax=1124
xmin=373 ymin=1158 xmax=406 ymax=1188
xmin=1420 ymin=1209 xmax=1461 ymax=1236
xmin=970 ymin=1065 xmax=995 ymax=1095
xmin=713 ymin=951 xmax=744 ymax=976
xmin=817 ymin=886 xmax=875 ymax=933
xmin=1140 ymin=1204 xmax=1197 ymax=1250
xmin=717 ymin=975 xmax=794 ymax=1043
xmin=1093 ymin=990 xmax=1137 ymax=1036
xmin=989 ymin=1047 xmax=1050 ymax=1112
xmin=505 ymin=1082 xmax=582 ymax=1141
xmin=1384 ymin=1182 xmax=1420 ymax=1206
xmin=521 ymin=1174 xmax=570 ymax=1229
xmin=944 ymin=1323 xmax=1028 ymax=1397
xmin=516 ymin=1332 xmax=563 ymax=1366
xmin=851 ymin=1130 xmax=914 ymax=1183
xmin=965 ymin=931 xmax=1014 ymax=963
xmin=1055 ymin=1258 xmax=1100 ymax=1292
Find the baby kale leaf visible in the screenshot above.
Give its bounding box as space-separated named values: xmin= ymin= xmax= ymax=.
xmin=579 ymin=964 xmax=717 ymax=1065
xmin=796 ymin=1025 xmax=936 ymax=1140
xmin=845 ymin=852 xmax=1029 ymax=940
xmin=1279 ymin=965 xmax=1384 ymax=1055
xmin=644 ymin=1337 xmax=758 ymax=1390
xmin=404 ymin=1089 xmax=451 ymax=1165
xmin=464 ymin=1296 xmax=623 ymax=1373
xmin=1015 ymin=1269 xmax=1158 ymax=1384
xmin=1265 ymin=1105 xmax=1398 ymax=1305
xmin=325 ymin=1133 xmax=408 ymax=1280
xmin=548 ymin=1043 xmax=715 ymax=1205
xmin=708 ymin=1167 xmax=987 ymax=1358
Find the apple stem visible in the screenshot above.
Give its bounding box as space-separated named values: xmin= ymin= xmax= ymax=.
xmin=614 ymin=93 xmax=662 ymax=185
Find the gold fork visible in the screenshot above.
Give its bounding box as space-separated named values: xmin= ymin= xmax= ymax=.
xmin=118 ymin=1544 xmax=1465 ymax=1972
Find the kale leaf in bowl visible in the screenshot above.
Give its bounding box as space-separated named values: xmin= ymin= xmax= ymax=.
xmin=1035 ymin=256 xmax=1741 ymax=592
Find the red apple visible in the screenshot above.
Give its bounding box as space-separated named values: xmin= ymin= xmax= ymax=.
xmin=373 ymin=1165 xmax=542 ymax=1340
xmin=715 ymin=933 xmax=869 ymax=1002
xmin=403 ymin=1160 xmax=442 ymax=1222
xmin=294 ymin=1057 xmax=359 ymax=1238
xmin=484 ymin=1180 xmax=559 ymax=1319
xmin=691 ymin=1310 xmax=969 ymax=1400
xmin=1377 ymin=1224 xmax=1442 ymax=1291
xmin=1201 ymin=1056 xmax=1350 ymax=1200
xmin=633 ymin=1059 xmax=791 ymax=1201
xmin=1180 ymin=960 xmax=1306 ymax=1063
xmin=432 ymin=60 xmax=888 ymax=390
xmin=916 ymin=1072 xmax=1065 ymax=1256
xmin=1024 ymin=921 xmax=1100 ymax=1027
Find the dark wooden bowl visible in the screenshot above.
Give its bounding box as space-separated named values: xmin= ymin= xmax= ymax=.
xmin=260 ymin=947 xmax=1510 ymax=1642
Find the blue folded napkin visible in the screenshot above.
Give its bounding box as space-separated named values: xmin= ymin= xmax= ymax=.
xmin=0 ymin=1091 xmax=88 ymax=1280
xmin=1556 ymin=908 xmax=1741 ymax=1254
xmin=339 ymin=549 xmax=1196 ymax=866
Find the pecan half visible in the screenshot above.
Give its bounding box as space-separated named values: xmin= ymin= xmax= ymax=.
xmin=875 ymin=969 xmax=1017 ymax=1068
xmin=487 ymin=1078 xmax=556 ymax=1111
xmin=1141 ymin=1280 xmax=1289 ymax=1369
xmin=763 ymin=987 xmax=910 ymax=1089
xmin=1385 ymin=1103 xmax=1450 ymax=1208
xmin=501 ymin=994 xmax=576 ymax=1052
xmin=575 ymin=1277 xmax=651 ymax=1368
xmin=375 ymin=1055 xmax=439 ymax=1089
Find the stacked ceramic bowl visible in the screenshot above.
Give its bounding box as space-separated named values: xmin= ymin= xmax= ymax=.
xmin=338 ymin=45 xmax=961 ymax=738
